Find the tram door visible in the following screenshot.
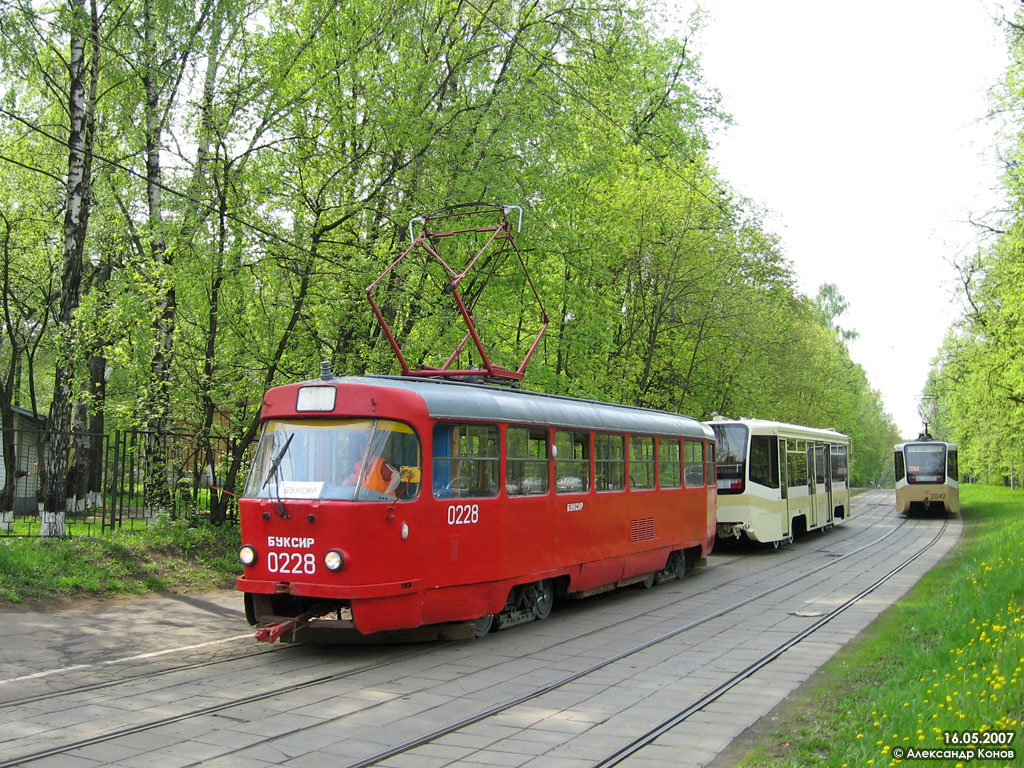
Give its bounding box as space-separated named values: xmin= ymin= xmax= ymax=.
xmin=809 ymin=444 xmax=829 ymax=528
xmin=821 ymin=445 xmax=833 ymax=525
xmin=806 ymin=443 xmax=816 ymax=527
xmin=780 ymin=438 xmax=791 ymax=530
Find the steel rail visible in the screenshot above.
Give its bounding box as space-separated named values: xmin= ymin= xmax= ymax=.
xmin=0 ymin=644 xmax=451 ymax=768
xmin=592 ymin=518 xmax=950 ymax=767
xmin=0 ymin=643 xmax=293 ymax=710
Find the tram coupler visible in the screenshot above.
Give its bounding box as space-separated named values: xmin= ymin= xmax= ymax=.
xmin=254 ymin=620 xmax=297 ymax=643
xmin=253 ymin=604 xmax=327 ymax=643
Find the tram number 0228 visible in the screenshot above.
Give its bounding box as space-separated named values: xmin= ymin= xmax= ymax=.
xmin=266 ymin=551 xmax=317 ymax=574
xmin=448 ymin=504 xmax=480 ymax=525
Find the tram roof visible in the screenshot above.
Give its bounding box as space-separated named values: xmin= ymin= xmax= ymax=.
xmin=894 ymin=440 xmax=957 ymax=450
xmin=706 ymin=417 xmax=849 ymax=443
xmin=332 ymin=375 xmax=713 ymax=439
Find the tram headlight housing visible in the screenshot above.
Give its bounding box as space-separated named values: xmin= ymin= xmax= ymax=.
xmin=239 ymin=545 xmax=257 ymax=567
xmin=324 ymin=549 xmax=345 ymax=571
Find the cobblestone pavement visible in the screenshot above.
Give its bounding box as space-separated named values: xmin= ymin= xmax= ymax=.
xmin=0 ymin=489 xmax=959 ymax=767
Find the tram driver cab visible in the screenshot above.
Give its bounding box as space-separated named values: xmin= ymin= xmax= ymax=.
xmin=244 ymin=417 xmax=421 ymax=502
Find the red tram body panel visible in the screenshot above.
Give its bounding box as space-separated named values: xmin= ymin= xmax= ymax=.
xmin=237 ymin=375 xmax=717 ymax=639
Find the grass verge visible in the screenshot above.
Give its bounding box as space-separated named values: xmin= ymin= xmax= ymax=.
xmin=729 ymin=484 xmax=1023 ymax=767
xmin=0 ymin=515 xmax=241 ymax=604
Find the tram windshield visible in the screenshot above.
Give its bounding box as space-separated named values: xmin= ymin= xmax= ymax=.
xmin=711 ymin=424 xmax=748 ymax=494
xmin=904 ymin=443 xmax=946 ymax=485
xmin=243 ymin=419 xmax=421 ymax=501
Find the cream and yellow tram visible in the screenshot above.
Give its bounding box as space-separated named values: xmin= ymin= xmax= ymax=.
xmin=708 ymin=418 xmax=852 ymax=547
xmin=893 ymin=438 xmax=959 ymax=515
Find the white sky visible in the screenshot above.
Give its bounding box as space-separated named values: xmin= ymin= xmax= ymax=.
xmin=671 ymin=0 xmax=1011 ymax=439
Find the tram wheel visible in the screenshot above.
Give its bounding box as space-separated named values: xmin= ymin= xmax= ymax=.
xmin=472 ymin=614 xmax=494 ymax=638
xmin=641 ymin=573 xmax=656 ymax=589
xmin=532 ymin=580 xmax=554 ymax=621
xmin=668 ymin=551 xmax=687 ymax=579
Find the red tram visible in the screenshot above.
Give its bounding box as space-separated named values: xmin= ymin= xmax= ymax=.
xmin=237 ymin=373 xmax=717 ymax=641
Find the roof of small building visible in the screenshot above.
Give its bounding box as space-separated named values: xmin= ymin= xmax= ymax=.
xmin=11 ymin=404 xmax=46 ymax=425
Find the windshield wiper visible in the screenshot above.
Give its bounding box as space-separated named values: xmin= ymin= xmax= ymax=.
xmin=261 ymin=433 xmax=294 ymax=491
xmin=262 ymin=432 xmax=294 ymax=518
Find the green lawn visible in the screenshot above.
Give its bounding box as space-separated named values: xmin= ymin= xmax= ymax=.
xmin=0 ymin=515 xmax=241 ymax=603
xmin=733 ymin=484 xmax=1023 ymax=767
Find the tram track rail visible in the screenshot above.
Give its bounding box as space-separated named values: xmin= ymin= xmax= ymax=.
xmin=0 ymin=642 xmax=293 ymax=710
xmin=0 ymin=495 xmax=920 ymax=768
xmin=0 ymin=643 xmax=450 ymax=768
xmin=592 ymin=517 xmax=950 ymax=767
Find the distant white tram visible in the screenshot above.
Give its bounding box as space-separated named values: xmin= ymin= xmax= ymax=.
xmin=893 ymin=438 xmax=959 ymax=515
xmin=708 ymin=418 xmax=852 ymax=547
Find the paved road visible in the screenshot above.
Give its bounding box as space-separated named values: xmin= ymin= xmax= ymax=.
xmin=0 ymin=489 xmax=960 ymax=767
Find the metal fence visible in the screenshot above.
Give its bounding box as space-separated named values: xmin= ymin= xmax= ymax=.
xmin=0 ymin=427 xmax=245 ymax=536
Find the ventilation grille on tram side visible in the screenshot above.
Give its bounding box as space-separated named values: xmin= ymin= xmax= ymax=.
xmin=630 ymin=517 xmax=656 ymax=543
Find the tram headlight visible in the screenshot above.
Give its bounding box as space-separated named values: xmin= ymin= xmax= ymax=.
xmin=324 ymin=549 xmax=346 ymax=571
xmin=238 ymin=545 xmax=258 ymax=567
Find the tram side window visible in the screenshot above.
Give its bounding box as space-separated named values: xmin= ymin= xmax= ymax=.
xmin=433 ymin=423 xmax=499 ymax=498
xmin=831 ymin=445 xmax=849 ymax=483
xmin=786 ymin=441 xmax=808 ymax=488
xmin=895 ymin=450 xmax=906 ymax=482
xmin=749 ymin=436 xmax=779 ymax=489
xmin=948 ymin=448 xmax=958 ymax=481
xmin=595 ymin=433 xmax=625 ymax=492
xmin=629 ymin=436 xmax=655 ymax=490
xmin=555 ymin=430 xmax=590 ymax=493
xmin=705 ymin=442 xmax=715 ymax=486
xmin=779 ymin=440 xmax=787 ymax=498
xmin=658 ymin=438 xmax=681 ymax=489
xmin=506 ymin=426 xmax=549 ymax=496
xmin=684 ymin=440 xmax=705 ymax=488
xmin=814 ymin=445 xmax=826 ymax=484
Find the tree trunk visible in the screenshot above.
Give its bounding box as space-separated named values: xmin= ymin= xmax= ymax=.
xmin=0 ymin=406 xmax=16 ymax=532
xmin=42 ymin=0 xmax=96 ymax=536
xmin=0 ymin=219 xmax=21 ymax=525
xmin=86 ymin=353 xmax=107 ymax=508
xmin=68 ymin=399 xmax=90 ymax=513
xmin=141 ymin=0 xmax=174 ymax=518
xmin=201 ymin=192 xmax=227 ymax=523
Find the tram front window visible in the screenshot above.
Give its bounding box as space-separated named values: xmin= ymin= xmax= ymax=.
xmin=905 ymin=444 xmax=946 ymax=485
xmin=711 ymin=424 xmax=748 ymax=494
xmin=244 ymin=419 xmax=421 ymax=501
